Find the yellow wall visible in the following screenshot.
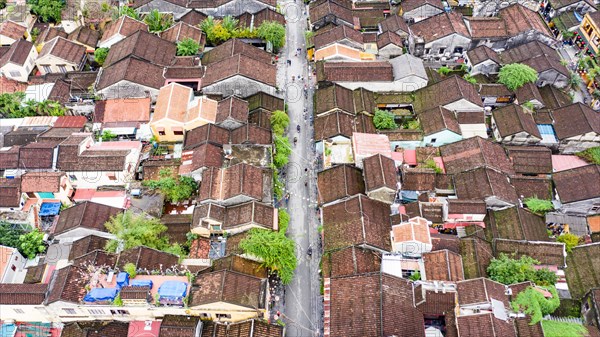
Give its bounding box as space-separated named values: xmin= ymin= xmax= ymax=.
xmin=581 ymin=13 xmax=600 ymax=54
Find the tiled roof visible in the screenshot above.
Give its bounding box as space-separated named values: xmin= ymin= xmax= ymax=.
xmin=198 ymin=163 xmax=269 ymax=203
xmin=329 ymin=272 xmax=425 ymax=337
xmin=72 ymin=249 xmax=118 ymax=268
xmin=68 ymin=26 xmax=100 ymax=48
xmin=515 ymin=81 xmax=544 ymax=105
xmin=0 ymin=177 xmax=20 ymax=207
xmin=0 ymin=39 xmax=33 ymax=67
xmin=96 ymin=56 xmax=166 ymax=90
xmin=104 ymin=30 xmax=176 ymax=67
xmin=210 ymin=255 xmax=268 ymax=278
xmin=489 ymin=207 xmax=549 ymax=241
xmin=514 ymin=317 xmax=545 ymax=337
xmin=0 ymin=75 xmax=27 ymax=93
xmin=46 ymin=265 xmax=88 ymax=304
xmin=423 ymin=249 xmax=464 ymax=281
xmin=409 ymin=12 xmax=470 ymax=43
xmin=116 ymin=246 xmax=179 ymax=270
xmin=314 ymin=110 xmax=355 ymax=141
xmin=0 ymin=145 xmax=20 ymax=169
xmin=309 ymin=0 xmax=354 ymax=25
xmin=511 ymin=176 xmax=553 ymax=200
xmin=216 ymin=96 xmax=249 ymax=124
xmin=416 ymin=289 xmax=456 ymax=316
xmin=0 ymin=283 xmax=47 ymax=305
xmin=553 ymin=164 xmax=600 ymax=203
xmin=419 ymin=106 xmax=461 ymax=136
xmin=201 ymin=38 xmax=273 ymax=65
xmin=61 ymin=321 xmax=130 ymax=337
xmin=190 ymin=270 xmax=265 ymax=308
xmin=0 ymin=20 xmax=26 ymax=40
xmin=363 ymin=153 xmax=397 ymax=193
xmin=179 ymin=142 xmax=223 ymax=175
xmin=100 ymin=16 xmax=148 ymax=45
xmin=119 ymin=285 xmax=150 ymax=300
xmin=467 ymin=45 xmax=501 ymax=66
xmin=401 ymin=0 xmax=443 ymax=12
xmin=466 ymin=17 xmax=509 ymax=38
xmin=431 ymin=232 xmax=461 ymax=254
xmin=456 ymin=312 xmax=516 ymax=337
xmin=322 ymin=245 xmax=381 ymax=278
xmin=494 ymin=238 xmax=566 ymax=267
xmin=498 ymin=3 xmax=551 ymax=36
xmin=323 ymin=194 xmax=392 ymax=251
xmin=506 ymin=146 xmax=552 ymax=174
xmin=161 ymin=214 xmax=192 ymax=244
xmin=447 ymin=199 xmax=487 ymax=215
xmin=245 ymin=91 xmax=284 ymax=112
xmin=460 ymin=236 xmax=493 ymax=279
xmin=440 ymin=136 xmax=514 ymax=175
xmin=180 ymin=9 xmax=209 ymax=25
xmin=453 ymin=167 xmax=518 ymax=205
xmin=230 ymin=124 xmax=272 ymax=144
xmin=552 ymin=103 xmax=600 ymax=139
xmin=491 ymin=104 xmax=542 ymax=139
xmin=161 ymin=21 xmax=204 ymax=44
xmin=56 ymin=136 xmax=134 ymax=172
xmin=193 ymin=200 xmax=275 ymax=231
xmin=94 ymin=97 xmax=151 ymax=124
xmin=379 ymin=14 xmax=409 ymax=34
xmin=317 ymin=164 xmax=365 ymax=205
xmin=414 ymin=75 xmax=483 ymax=112
xmin=18 ymin=141 xmax=56 ymax=169
xmin=202 ymin=54 xmax=277 ymax=87
xmin=159 ymin=315 xmax=200 ymax=336
xmin=20 ymin=171 xmax=64 ymax=193
xmin=314 ymin=24 xmax=363 ymax=49
xmin=39 ymin=37 xmax=86 ymax=64
xmin=53 ymin=201 xmax=123 ymax=236
xmin=54 ymin=116 xmax=87 ymax=128
xmin=315 ymin=84 xmax=355 ymax=115
xmin=457 ymin=277 xmax=509 ymax=307
xmin=566 ymin=243 xmax=600 ymax=299
xmin=69 ymin=235 xmax=110 ymax=260
xmin=317 ymin=61 xmax=394 ymax=82
xmin=183 ymin=123 xmax=230 ymax=150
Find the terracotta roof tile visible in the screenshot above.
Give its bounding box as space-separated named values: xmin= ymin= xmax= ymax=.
xmin=419 ymin=106 xmax=462 ymax=136
xmin=467 ymin=45 xmax=501 ymax=66
xmin=314 ymin=24 xmax=363 ymax=49
xmin=68 ymin=26 xmax=100 ymax=48
xmin=379 ymin=14 xmax=409 ymax=34
xmin=494 ymin=238 xmax=566 ymax=267
xmin=498 ymin=3 xmax=551 ymax=36
xmin=466 ymin=17 xmax=509 ymax=39
xmin=100 ymin=15 xmax=148 ymax=45
xmin=440 ymin=137 xmax=514 ymax=175
xmin=94 ymin=97 xmax=151 ymax=124
xmin=317 ymin=164 xmax=365 ymax=204
xmin=53 ymin=201 xmax=123 ymax=236
xmin=161 ymin=21 xmax=204 ymax=44
xmin=201 ymin=54 xmax=277 ymax=88
xmin=39 ymin=36 xmax=86 ymax=64
xmin=414 ymin=75 xmax=483 ymax=112
xmin=198 ymin=163 xmax=269 ymax=204
xmin=511 ymin=176 xmax=553 ymax=200
xmin=453 ymin=167 xmax=518 ymax=204
xmin=322 ymin=245 xmax=381 ymax=278
xmin=20 ymin=171 xmax=64 ymax=193
xmin=318 ymin=61 xmax=394 ymax=82
xmin=457 ymin=312 xmax=516 ymax=337
xmin=190 ymin=270 xmax=265 ymax=308
xmin=104 ymin=30 xmax=176 ymax=67
xmin=566 ymin=243 xmax=600 ymax=299
xmin=0 ymin=283 xmax=47 ymax=305
xmin=423 ymin=249 xmax=464 ymax=281
xmin=18 ymin=141 xmax=56 ymax=169
xmin=46 ymin=265 xmax=88 ymax=304
xmin=183 ymin=123 xmax=230 ymax=149
xmin=117 ymin=246 xmax=179 ymax=270
xmin=506 ymin=146 xmax=552 ymax=174
xmin=363 ymin=153 xmax=397 ymax=193
xmin=410 ymin=12 xmax=470 ymax=43
xmin=552 ymin=103 xmax=600 ymax=140
xmin=0 ymin=20 xmax=26 ymax=40
xmin=69 ymin=235 xmax=110 ymax=260
xmin=230 ymin=124 xmax=272 ymax=144
xmin=491 ymin=104 xmax=541 ymax=139
xmin=0 ymin=177 xmax=20 ymax=207
xmin=201 ymin=38 xmax=273 ymax=65
xmin=553 ymin=164 xmax=600 ymax=203
xmin=0 ymin=39 xmax=33 ymax=67
xmin=96 ymin=56 xmax=166 ymax=91
xmin=457 ymin=278 xmax=509 ymax=306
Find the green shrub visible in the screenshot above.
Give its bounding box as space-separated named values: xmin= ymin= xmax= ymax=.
xmin=576 ymin=147 xmax=600 ymax=165
xmin=438 ymin=66 xmax=451 ymax=75
xmin=498 ymin=63 xmax=538 ymax=91
xmin=240 ymin=228 xmax=297 ymax=284
xmin=373 ymin=109 xmax=397 ymax=130
xmin=557 ymin=233 xmax=580 ymax=253
xmin=123 ymin=262 xmax=137 ymax=278
xmin=511 ymin=286 xmax=560 ymax=324
xmin=524 ymin=197 xmax=554 ymax=214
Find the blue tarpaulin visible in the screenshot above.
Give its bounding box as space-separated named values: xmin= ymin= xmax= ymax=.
xmin=83 ymin=288 xmax=118 ymax=302
xmin=158 ymin=281 xmax=187 ymax=300
xmin=116 ymin=272 xmax=129 ymax=288
xmin=39 ymin=202 xmax=61 ymax=216
xmin=131 ymin=279 xmax=153 ymax=289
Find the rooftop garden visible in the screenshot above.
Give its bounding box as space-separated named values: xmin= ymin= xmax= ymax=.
xmin=541 ymin=320 xmax=589 ymax=337
xmin=373 ymin=109 xmax=421 ymax=131
xmin=576 ymin=146 xmax=600 ymax=165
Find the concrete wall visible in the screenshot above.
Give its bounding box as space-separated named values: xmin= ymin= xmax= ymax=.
xmin=202 ymin=76 xmax=277 ymax=98
xmin=403 ymin=4 xmax=444 ymax=23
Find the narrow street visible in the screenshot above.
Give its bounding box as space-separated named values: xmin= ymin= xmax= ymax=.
xmin=276 ymin=1 xmax=322 ymax=336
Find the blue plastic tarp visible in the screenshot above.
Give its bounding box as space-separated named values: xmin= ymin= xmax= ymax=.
xmin=83 ymin=288 xmax=118 ymax=302
xmin=158 ymin=281 xmax=187 ymax=299
xmin=39 ymin=202 xmax=61 ymax=216
xmin=131 ymin=279 xmax=153 ymax=289
xmin=116 ymin=272 xmax=129 ymax=288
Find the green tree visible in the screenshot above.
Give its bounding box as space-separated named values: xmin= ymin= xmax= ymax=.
xmin=104 ymin=211 xmax=175 ymax=253
xmin=101 ymin=130 xmax=117 ymax=141
xmin=270 ymin=109 xmax=289 ymax=136
xmin=240 ymin=228 xmax=297 ymax=284
xmin=176 ymin=38 xmax=200 ymax=56
xmin=498 ymin=63 xmax=538 ymax=91
xmin=278 ymin=208 xmax=290 ymax=233
xmin=18 ymin=229 xmax=46 ymax=259
xmin=576 ymin=146 xmax=600 ymax=165
xmin=0 ymin=92 xmax=30 ymax=118
xmin=0 ymin=222 xmax=25 ymax=248
xmin=142 ymin=168 xmax=198 ymax=202
xmin=28 ymin=0 xmax=65 ymax=23
xmin=114 ymin=5 xmax=140 ymax=20
xmin=373 ymin=109 xmax=397 ymax=130
xmin=511 ymin=286 xmax=560 ymax=324
xmin=437 ymin=66 xmax=451 ymax=75
xmin=94 ymin=47 xmax=109 ymax=66
xmin=463 ymin=74 xmax=477 ymax=84
xmin=557 ymin=233 xmax=580 ymax=253
xmin=144 ymin=9 xmax=173 ymax=33
xmin=200 ymin=15 xmax=215 ymax=35
xmin=524 ymin=197 xmax=554 ymax=214
xmin=273 ymin=135 xmax=291 ymax=168
xmin=487 ymin=254 xmax=557 ymax=286
xmin=123 ymin=262 xmax=137 ymax=277
xmin=221 ymin=15 xmax=238 ymax=34
xmin=256 ymin=21 xmax=285 ymax=51
xmin=207 ymin=24 xmax=231 ymax=45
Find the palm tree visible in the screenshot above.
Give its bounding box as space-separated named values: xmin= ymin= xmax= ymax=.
xmin=144 ymin=9 xmax=172 ymax=33
xmin=200 ymin=16 xmax=215 ymax=34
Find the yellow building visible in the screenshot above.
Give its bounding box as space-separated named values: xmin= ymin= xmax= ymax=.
xmin=149 ymin=83 xmax=218 ymax=143
xmin=579 ymin=12 xmax=600 ymax=55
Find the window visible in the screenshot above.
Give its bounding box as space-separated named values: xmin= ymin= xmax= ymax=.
xmin=11 ymin=264 xmax=16 ymax=271
xmin=424 ymin=48 xmax=431 ymax=54
xmin=88 ymin=309 xmax=105 ymax=315
xmin=42 ymin=65 xmax=52 ymax=73
xmin=107 ymin=173 xmax=117 ymax=181
xmin=63 ymin=308 xmax=77 ymax=314
xmin=430 ymin=138 xmax=437 ymax=143
xmin=211 ymin=224 xmax=221 ymax=231
xmin=9 ymin=71 xmax=21 ymax=78
xmin=200 ymin=313 xmax=211 ymax=319
xmin=173 ymin=129 xmax=184 ymax=135
xmin=584 ymin=22 xmax=593 ymax=35
xmin=158 ymin=130 xmax=166 ymax=136
xmin=438 ymin=48 xmax=446 ymax=55
xmin=13 ymin=308 xmax=24 ymax=314
xmin=215 ymin=313 xmax=231 ymax=319
xmin=58 ymin=65 xmax=67 ymax=73
xmin=453 ymin=47 xmax=463 ymax=54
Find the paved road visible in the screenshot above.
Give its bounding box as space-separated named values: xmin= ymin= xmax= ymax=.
xmin=276 ymin=2 xmax=322 ymax=336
